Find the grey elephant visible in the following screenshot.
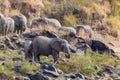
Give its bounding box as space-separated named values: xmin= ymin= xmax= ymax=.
xmin=0 ymin=13 xmax=15 ymax=36
xmin=0 ymin=13 xmax=6 ymax=35
xmin=24 ymin=39 xmax=32 ymax=60
xmin=58 ymin=26 xmax=76 ymax=37
xmin=74 ymin=25 xmax=93 ymax=39
xmin=11 ymin=14 xmax=27 ymax=34
xmin=30 ymin=17 xmax=61 ymax=31
xmin=58 ymin=26 xmax=76 ymax=44
xmin=26 ymin=36 xmax=70 ymax=63
xmin=5 ymin=17 xmax=15 ymax=35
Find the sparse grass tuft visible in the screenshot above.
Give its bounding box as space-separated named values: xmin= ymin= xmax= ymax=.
xmin=19 ymin=62 xmax=39 ymax=74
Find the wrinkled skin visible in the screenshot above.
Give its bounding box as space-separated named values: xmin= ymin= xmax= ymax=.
xmin=5 ymin=17 xmax=15 ymax=36
xmin=0 ymin=13 xmax=6 ymax=35
xmin=74 ymin=25 xmax=93 ymax=39
xmin=30 ymin=17 xmax=61 ymax=30
xmin=11 ymin=14 xmax=27 ymax=34
xmin=26 ymin=36 xmax=71 ymax=63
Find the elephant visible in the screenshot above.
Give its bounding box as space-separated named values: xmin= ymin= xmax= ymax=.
xmin=75 ymin=37 xmax=89 ymax=54
xmin=11 ymin=14 xmax=27 ymax=34
xmin=41 ymin=30 xmax=58 ymax=38
xmin=0 ymin=13 xmax=6 ymax=35
xmin=58 ymin=26 xmax=77 ymax=45
xmin=74 ymin=25 xmax=93 ymax=40
xmin=4 ymin=17 xmax=15 ymax=36
xmin=88 ymin=40 xmax=115 ymax=55
xmin=24 ymin=39 xmax=32 ymax=60
xmin=58 ymin=26 xmax=76 ymax=37
xmin=75 ymin=38 xmax=115 ymax=56
xmin=25 ymin=36 xmax=71 ymax=63
xmin=30 ymin=17 xmax=61 ymax=32
xmin=0 ymin=13 xmax=15 ymax=36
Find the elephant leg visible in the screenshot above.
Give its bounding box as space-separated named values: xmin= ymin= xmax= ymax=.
xmin=52 ymin=51 xmax=59 ymax=63
xmin=33 ymin=52 xmax=40 ymax=62
xmin=2 ymin=24 xmax=6 ymax=36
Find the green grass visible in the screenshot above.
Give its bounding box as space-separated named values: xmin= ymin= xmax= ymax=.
xmin=19 ymin=62 xmax=39 ymax=74
xmin=55 ymin=50 xmax=120 ymax=76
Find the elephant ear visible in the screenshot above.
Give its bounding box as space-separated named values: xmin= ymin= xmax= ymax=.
xmin=50 ymin=38 xmax=62 ymax=52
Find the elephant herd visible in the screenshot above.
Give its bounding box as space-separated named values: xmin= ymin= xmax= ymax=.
xmin=0 ymin=13 xmax=27 ymax=36
xmin=0 ymin=13 xmax=117 ymax=64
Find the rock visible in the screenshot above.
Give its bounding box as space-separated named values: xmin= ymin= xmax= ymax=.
xmin=96 ymin=71 xmax=105 ymax=77
xmin=41 ymin=64 xmax=60 ymax=77
xmin=110 ymin=73 xmax=118 ymax=78
xmin=15 ymin=76 xmax=30 ymax=80
xmin=104 ymin=66 xmax=117 ymax=74
xmin=107 ymin=78 xmax=113 ymax=80
xmin=64 ymin=73 xmax=76 ymax=79
xmin=116 ymin=78 xmax=120 ymax=80
xmin=12 ymin=57 xmax=23 ymax=62
xmin=57 ymin=68 xmax=63 ymax=74
xmin=12 ymin=66 xmax=21 ymax=72
xmin=42 ymin=69 xmax=60 ymax=77
xmin=29 ymin=72 xmax=49 ymax=80
xmin=0 ymin=57 xmax=6 ymax=61
xmin=66 ymin=78 xmax=72 ymax=80
xmin=75 ymin=73 xmax=85 ymax=79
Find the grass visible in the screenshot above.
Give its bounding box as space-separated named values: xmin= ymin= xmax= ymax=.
xmin=19 ymin=62 xmax=39 ymax=74
xmin=63 ymin=13 xmax=77 ymax=26
xmin=55 ymin=50 xmax=120 ymax=76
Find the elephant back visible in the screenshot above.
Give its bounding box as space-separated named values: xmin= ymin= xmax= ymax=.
xmin=45 ymin=18 xmax=61 ymax=28
xmin=58 ymin=27 xmax=76 ymax=37
xmin=75 ymin=25 xmax=93 ymax=40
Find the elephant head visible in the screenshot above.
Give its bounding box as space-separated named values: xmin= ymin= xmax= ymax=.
xmin=24 ymin=41 xmax=33 ymax=61
xmin=37 ymin=17 xmax=48 ymax=26
xmin=50 ymin=38 xmax=71 ymax=59
xmin=75 ymin=37 xmax=89 ymax=53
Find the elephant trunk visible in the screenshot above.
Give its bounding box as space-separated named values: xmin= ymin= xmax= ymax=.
xmin=64 ymin=46 xmax=71 ymax=58
xmin=25 ymin=42 xmax=33 ymax=60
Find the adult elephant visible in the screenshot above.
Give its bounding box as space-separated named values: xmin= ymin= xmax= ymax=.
xmin=58 ymin=26 xmax=76 ymax=37
xmin=30 ymin=17 xmax=61 ymax=31
xmin=58 ymin=26 xmax=77 ymax=45
xmin=0 ymin=13 xmax=15 ymax=36
xmin=25 ymin=36 xmax=70 ymax=63
xmin=88 ymin=40 xmax=115 ymax=55
xmin=74 ymin=25 xmax=93 ymax=40
xmin=75 ymin=38 xmax=115 ymax=56
xmin=11 ymin=14 xmax=27 ymax=34
xmin=5 ymin=17 xmax=15 ymax=36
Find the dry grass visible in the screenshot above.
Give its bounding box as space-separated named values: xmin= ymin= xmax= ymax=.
xmin=63 ymin=13 xmax=77 ymax=26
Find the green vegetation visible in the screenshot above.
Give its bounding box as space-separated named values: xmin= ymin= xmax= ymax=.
xmin=55 ymin=50 xmax=120 ymax=76
xmin=19 ymin=62 xmax=39 ymax=74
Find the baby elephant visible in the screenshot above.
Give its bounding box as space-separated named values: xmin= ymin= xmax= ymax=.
xmin=25 ymin=36 xmax=71 ymax=63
